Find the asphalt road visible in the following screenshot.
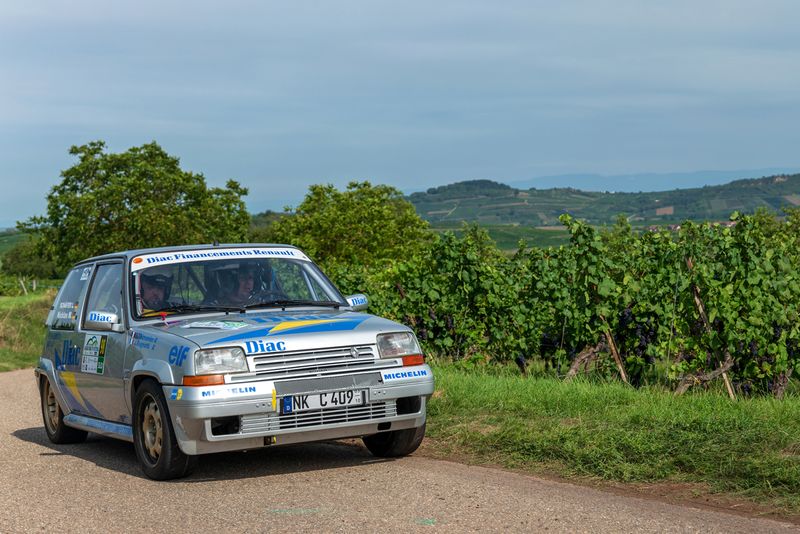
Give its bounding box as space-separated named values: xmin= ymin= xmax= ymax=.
xmin=1 ymin=368 xmax=795 ymax=533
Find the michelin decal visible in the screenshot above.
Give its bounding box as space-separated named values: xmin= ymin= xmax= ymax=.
xmin=382 ymin=366 xmax=430 ymax=382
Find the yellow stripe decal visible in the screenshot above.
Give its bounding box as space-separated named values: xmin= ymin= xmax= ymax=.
xmin=268 ymin=319 xmax=344 ymax=334
xmin=61 ymin=372 xmax=88 ymax=410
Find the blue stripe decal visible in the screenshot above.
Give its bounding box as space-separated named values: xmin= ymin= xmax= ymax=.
xmin=211 ymin=327 xmax=276 ymax=344
xmin=55 ymin=373 xmax=104 ymax=418
xmin=246 ymin=313 xmax=340 ymax=323
xmin=64 ymin=414 xmax=133 ymax=438
xmin=54 ymin=376 xmax=85 ymax=414
xmin=210 ymin=316 xmax=370 ymax=344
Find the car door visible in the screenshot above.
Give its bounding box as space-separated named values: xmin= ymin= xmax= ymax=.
xmin=74 ymin=262 xmax=130 ymax=423
xmin=47 ymin=264 xmax=94 ymax=416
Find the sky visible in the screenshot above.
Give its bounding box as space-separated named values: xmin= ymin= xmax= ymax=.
xmin=2 ymin=0 xmax=799 ymax=228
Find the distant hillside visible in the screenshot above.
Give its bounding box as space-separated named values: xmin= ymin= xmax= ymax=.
xmin=506 ymin=168 xmax=800 ymax=192
xmin=408 ymin=174 xmax=800 ymax=226
xmin=0 ymin=230 xmax=22 ymax=256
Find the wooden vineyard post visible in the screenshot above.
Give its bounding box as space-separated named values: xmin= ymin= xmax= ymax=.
xmin=599 ymin=316 xmax=629 ymax=385
xmin=604 ymin=329 xmax=629 ymax=385
xmin=565 ymin=342 xmax=602 ymax=380
xmin=684 ymin=258 xmax=736 ymax=400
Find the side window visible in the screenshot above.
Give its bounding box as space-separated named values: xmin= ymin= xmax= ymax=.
xmin=51 ymin=265 xmax=94 ymax=330
xmin=83 ymin=264 xmax=123 ymax=328
xmin=272 ymin=261 xmax=313 ymax=300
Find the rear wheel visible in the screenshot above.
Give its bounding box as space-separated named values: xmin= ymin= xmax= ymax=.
xmin=363 ymin=423 xmax=426 ymax=457
xmin=40 ymin=377 xmax=87 ymax=444
xmin=133 ymin=380 xmax=196 ymax=480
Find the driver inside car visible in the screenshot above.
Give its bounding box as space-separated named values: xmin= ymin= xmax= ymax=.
xmin=139 ymin=266 xmax=173 ymax=314
xmin=221 ymin=263 xmax=257 ymax=306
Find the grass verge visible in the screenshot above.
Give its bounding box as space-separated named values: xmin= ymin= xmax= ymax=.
xmin=0 ymin=291 xmax=54 ymax=371
xmin=427 ymin=363 xmax=800 ymax=513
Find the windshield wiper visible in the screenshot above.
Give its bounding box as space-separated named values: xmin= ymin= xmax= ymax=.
xmin=243 ymin=299 xmax=341 ymax=310
xmin=147 ymin=303 xmax=245 ymax=315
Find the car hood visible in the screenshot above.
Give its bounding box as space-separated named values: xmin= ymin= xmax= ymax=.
xmin=138 ymin=309 xmax=407 ymax=354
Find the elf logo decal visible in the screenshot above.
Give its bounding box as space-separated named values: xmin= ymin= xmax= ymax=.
xmin=244 ymin=340 xmax=286 ymax=355
xmin=169 ymin=345 xmax=190 ymax=367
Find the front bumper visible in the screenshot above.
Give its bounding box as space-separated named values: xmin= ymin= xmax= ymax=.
xmin=163 ymin=364 xmax=434 ymax=455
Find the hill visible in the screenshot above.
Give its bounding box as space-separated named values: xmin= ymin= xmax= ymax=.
xmin=408 ymin=174 xmax=800 ymax=226
xmin=0 ymin=230 xmax=23 ymax=256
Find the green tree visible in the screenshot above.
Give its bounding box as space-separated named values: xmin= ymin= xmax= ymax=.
xmin=269 ymin=181 xmax=430 ymax=267
xmin=248 ymin=210 xmax=286 ymax=243
xmin=1 ymin=236 xmax=59 ymax=278
xmin=19 ymin=141 xmax=250 ymax=271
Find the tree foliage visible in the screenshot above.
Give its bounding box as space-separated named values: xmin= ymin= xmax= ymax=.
xmin=327 ymin=210 xmax=800 ymax=396
xmin=1 ymin=236 xmax=59 ymax=278
xmin=19 ymin=141 xmax=250 ymax=271
xmin=267 ymin=181 xmax=430 ymax=268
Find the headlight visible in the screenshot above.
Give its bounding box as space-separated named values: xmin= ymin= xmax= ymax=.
xmin=194 ymin=347 xmax=247 ymax=375
xmin=377 ymin=332 xmax=422 ymax=359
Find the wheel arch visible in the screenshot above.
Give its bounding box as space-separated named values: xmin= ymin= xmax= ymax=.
xmin=128 ymin=358 xmax=175 ymax=405
xmin=36 ymin=358 xmax=70 ymax=413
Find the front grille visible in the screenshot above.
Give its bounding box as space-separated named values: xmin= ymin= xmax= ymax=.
xmin=232 ymin=345 xmax=394 ymax=382
xmin=239 ymin=401 xmax=397 ymax=435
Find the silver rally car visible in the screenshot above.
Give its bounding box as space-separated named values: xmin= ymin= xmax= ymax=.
xmin=35 ymin=244 xmax=433 ymax=480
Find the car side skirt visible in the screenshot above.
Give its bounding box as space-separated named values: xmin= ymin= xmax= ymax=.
xmin=63 ymin=413 xmax=134 ymax=443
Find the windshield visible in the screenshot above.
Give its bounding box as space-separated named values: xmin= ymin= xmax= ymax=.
xmin=130 ymin=250 xmax=345 ymax=318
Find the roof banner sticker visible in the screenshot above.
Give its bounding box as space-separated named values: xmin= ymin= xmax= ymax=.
xmin=131 ymin=247 xmax=310 ymax=271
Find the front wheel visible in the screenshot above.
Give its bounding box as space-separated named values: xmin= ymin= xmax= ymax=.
xmin=363 ymin=423 xmax=426 ymax=457
xmin=133 ymin=380 xmax=196 ymax=480
xmin=40 ymin=377 xmax=87 ymax=444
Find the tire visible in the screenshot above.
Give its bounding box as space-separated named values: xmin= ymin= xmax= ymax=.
xmin=40 ymin=377 xmax=88 ymax=444
xmin=363 ymin=423 xmax=426 ymax=458
xmin=132 ymin=380 xmax=196 ymax=480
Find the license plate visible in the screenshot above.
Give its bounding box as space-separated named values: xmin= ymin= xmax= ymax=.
xmin=281 ymin=390 xmax=365 ymax=414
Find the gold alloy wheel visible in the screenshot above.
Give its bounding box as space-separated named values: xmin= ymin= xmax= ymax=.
xmin=141 ymin=396 xmax=163 ymax=461
xmin=43 ymin=380 xmax=60 ymax=433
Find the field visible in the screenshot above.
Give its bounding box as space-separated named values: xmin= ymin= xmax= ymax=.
xmin=0 ymin=292 xmax=53 ymax=371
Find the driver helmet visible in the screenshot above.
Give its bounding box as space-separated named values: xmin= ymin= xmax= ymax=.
xmin=209 ymin=261 xmax=261 ymax=303
xmin=140 ymin=265 xmax=173 ymax=301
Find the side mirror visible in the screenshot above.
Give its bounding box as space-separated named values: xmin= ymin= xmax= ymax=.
xmin=345 ymin=294 xmax=368 ymax=311
xmin=85 ymin=310 xmax=124 ymax=332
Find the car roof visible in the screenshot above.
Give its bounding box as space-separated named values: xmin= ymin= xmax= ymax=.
xmin=72 ymin=243 xmax=301 ymax=267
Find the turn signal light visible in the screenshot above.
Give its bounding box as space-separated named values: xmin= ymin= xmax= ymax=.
xmin=183 ymin=374 xmax=224 ymax=386
xmin=402 ymin=354 xmax=425 ymax=366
